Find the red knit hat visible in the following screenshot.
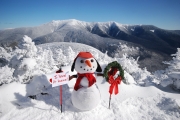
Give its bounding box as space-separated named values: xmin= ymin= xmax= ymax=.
xmin=76 ymin=52 xmax=93 ymax=58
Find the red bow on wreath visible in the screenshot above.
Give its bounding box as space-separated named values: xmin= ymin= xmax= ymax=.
xmin=109 ymin=75 xmax=121 ymax=95
xmin=108 ymin=68 xmax=122 ymax=95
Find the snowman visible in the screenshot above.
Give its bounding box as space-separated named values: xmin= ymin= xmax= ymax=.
xmin=70 ymin=52 xmax=102 ymax=111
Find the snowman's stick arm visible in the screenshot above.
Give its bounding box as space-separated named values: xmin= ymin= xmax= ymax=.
xmin=69 ymin=73 xmax=103 ymax=80
xmin=96 ymin=73 xmax=103 ymax=76
xmin=69 ymin=75 xmax=78 ymax=80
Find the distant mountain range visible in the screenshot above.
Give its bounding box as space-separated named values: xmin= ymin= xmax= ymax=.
xmin=0 ymin=19 xmax=180 ymax=71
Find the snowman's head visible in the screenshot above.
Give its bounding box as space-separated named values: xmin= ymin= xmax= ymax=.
xmin=71 ymin=52 xmax=102 ymax=73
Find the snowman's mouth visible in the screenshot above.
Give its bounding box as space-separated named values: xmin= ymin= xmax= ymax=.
xmin=82 ymin=66 xmax=94 ymax=71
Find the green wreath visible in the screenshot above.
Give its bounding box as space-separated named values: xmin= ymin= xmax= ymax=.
xmin=103 ymin=61 xmax=124 ymax=82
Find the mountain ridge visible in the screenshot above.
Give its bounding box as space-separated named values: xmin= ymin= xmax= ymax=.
xmin=0 ymin=19 xmax=180 ymax=71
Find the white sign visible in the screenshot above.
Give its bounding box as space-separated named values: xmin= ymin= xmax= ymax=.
xmin=51 ymin=71 xmax=69 ymax=87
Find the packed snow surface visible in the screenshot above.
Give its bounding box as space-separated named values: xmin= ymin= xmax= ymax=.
xmin=0 ymin=68 xmax=180 ymax=120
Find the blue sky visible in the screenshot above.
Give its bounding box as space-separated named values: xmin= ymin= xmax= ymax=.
xmin=0 ymin=0 xmax=180 ymax=30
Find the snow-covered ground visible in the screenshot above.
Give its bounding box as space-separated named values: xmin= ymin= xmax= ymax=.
xmin=0 ymin=36 xmax=180 ymax=120
xmin=0 ymin=66 xmax=180 ymax=120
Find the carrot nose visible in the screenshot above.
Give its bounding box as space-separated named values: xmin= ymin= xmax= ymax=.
xmin=85 ymin=60 xmax=92 ymax=67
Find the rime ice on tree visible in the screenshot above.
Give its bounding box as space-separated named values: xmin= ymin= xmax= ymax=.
xmin=164 ymin=48 xmax=180 ymax=90
xmin=10 ymin=35 xmax=38 ymax=83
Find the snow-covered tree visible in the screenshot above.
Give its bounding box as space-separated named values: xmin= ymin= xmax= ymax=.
xmin=0 ymin=65 xmax=15 ymax=85
xmin=10 ymin=35 xmax=37 ymax=68
xmin=53 ymin=48 xmax=66 ymax=67
xmin=160 ymin=48 xmax=180 ymax=90
xmin=114 ymin=43 xmax=139 ymax=58
xmin=164 ymin=48 xmax=180 ymax=72
xmin=0 ymin=47 xmax=11 ymax=67
xmin=47 ymin=49 xmax=56 ymax=70
xmin=0 ymin=47 xmax=11 ymax=60
xmin=18 ymin=35 xmax=37 ymax=58
xmin=116 ymin=54 xmax=152 ymax=86
xmin=36 ymin=48 xmax=57 ymax=73
xmin=9 ymin=35 xmax=38 ymax=83
xmin=152 ymin=70 xmax=169 ymax=85
xmin=63 ymin=46 xmax=75 ymax=65
xmin=101 ymin=51 xmax=109 ymax=64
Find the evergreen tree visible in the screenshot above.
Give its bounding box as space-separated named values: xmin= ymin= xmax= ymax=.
xmin=54 ymin=48 xmax=66 ymax=67
xmin=163 ymin=48 xmax=180 ymax=90
xmin=18 ymin=35 xmax=37 ymax=58
xmin=10 ymin=35 xmax=38 ymax=83
xmin=64 ymin=46 xmax=75 ymax=65
xmin=165 ymin=48 xmax=180 ymax=72
xmin=117 ymin=53 xmax=151 ymax=86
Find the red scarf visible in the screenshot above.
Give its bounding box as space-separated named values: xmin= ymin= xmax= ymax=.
xmin=74 ymin=73 xmax=96 ymax=91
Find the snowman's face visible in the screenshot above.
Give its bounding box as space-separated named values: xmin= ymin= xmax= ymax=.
xmin=74 ymin=57 xmax=98 ymax=73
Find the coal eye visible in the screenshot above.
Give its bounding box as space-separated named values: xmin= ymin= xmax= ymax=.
xmin=91 ymin=59 xmax=94 ymax=62
xmin=80 ymin=60 xmax=84 ymax=63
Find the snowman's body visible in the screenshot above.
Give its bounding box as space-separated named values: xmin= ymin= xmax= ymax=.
xmin=71 ymin=52 xmax=102 ymax=111
xmin=71 ymin=77 xmax=101 ymax=111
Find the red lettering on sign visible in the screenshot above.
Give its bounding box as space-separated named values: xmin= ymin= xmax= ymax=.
xmin=57 ymin=79 xmax=68 ymax=83
xmin=54 ymin=75 xmax=58 ymax=79
xmin=58 ymin=74 xmax=66 ymax=78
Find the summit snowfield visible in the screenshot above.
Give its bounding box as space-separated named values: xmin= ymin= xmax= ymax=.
xmin=0 ymin=35 xmax=180 ymax=120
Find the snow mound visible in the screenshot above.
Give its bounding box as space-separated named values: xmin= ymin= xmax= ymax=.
xmin=115 ymin=96 xmax=180 ymax=119
xmin=26 ymin=74 xmax=50 ymax=96
xmin=38 ymin=42 xmax=106 ymax=57
xmin=38 ymin=42 xmax=112 ymax=65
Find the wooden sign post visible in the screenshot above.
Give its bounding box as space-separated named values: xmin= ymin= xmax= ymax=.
xmin=50 ymin=71 xmax=69 ymax=113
